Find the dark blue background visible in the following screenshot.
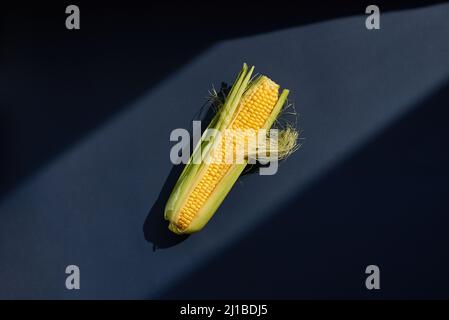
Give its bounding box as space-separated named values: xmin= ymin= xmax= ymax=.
xmin=1 ymin=1 xmax=448 ymax=299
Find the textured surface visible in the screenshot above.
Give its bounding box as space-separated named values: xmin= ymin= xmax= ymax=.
xmin=1 ymin=3 xmax=449 ymax=298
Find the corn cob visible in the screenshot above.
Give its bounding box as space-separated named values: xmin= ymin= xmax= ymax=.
xmin=165 ymin=64 xmax=296 ymax=234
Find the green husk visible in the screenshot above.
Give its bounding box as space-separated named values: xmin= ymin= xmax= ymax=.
xmin=164 ymin=64 xmax=253 ymax=228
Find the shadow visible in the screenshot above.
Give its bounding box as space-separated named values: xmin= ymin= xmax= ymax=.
xmin=143 ymin=163 xmax=189 ymax=250
xmin=1 ymin=1 xmax=446 ymax=201
xmin=158 ymin=79 xmax=449 ymax=298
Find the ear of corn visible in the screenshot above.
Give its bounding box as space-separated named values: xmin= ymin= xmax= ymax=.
xmin=165 ymin=64 xmax=295 ymax=234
